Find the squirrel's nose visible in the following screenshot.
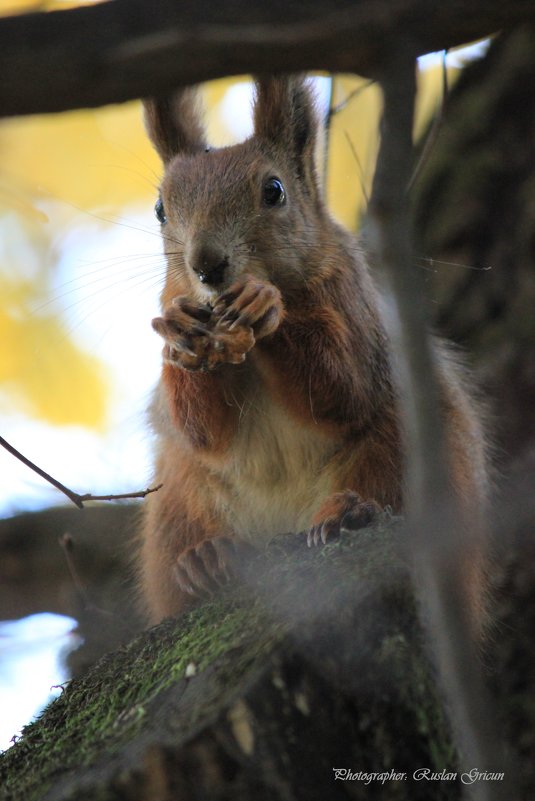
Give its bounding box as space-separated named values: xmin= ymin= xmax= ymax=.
xmin=191 ymin=245 xmax=229 ymax=287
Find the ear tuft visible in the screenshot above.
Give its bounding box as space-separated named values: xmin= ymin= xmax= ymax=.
xmin=143 ymin=87 xmax=207 ymax=163
xmin=253 ymin=75 xmax=317 ymax=174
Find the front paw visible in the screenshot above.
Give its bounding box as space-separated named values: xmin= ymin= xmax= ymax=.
xmin=173 ymin=536 xmax=256 ymax=597
xmin=153 ymin=296 xmax=255 ymax=371
xmin=152 ymin=298 xmax=214 ymax=371
xmin=212 ymin=275 xmax=284 ymax=340
xmin=306 ymin=490 xmax=380 ymax=547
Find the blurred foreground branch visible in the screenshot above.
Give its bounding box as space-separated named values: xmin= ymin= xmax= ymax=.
xmin=365 ymin=54 xmax=506 ymax=799
xmin=1 ymin=0 xmax=535 ymax=117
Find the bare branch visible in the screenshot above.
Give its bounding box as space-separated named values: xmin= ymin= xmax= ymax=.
xmin=365 ymin=52 xmax=508 ymax=799
xmin=408 ymin=50 xmax=449 ymax=191
xmin=0 ymin=434 xmax=84 ymax=508
xmin=75 ymin=486 xmax=163 ymax=504
xmin=0 ymin=435 xmax=162 ymax=510
xmin=0 ymin=0 xmax=535 ymax=117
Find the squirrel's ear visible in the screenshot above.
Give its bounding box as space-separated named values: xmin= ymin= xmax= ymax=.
xmin=143 ymin=87 xmax=207 ymax=163
xmin=253 ymin=76 xmax=317 ymax=177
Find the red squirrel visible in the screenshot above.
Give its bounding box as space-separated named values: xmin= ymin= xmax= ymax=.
xmin=139 ymin=76 xmax=488 ymax=625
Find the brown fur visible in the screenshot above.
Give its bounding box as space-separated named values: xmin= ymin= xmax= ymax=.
xmin=139 ymin=76 xmax=488 ymax=626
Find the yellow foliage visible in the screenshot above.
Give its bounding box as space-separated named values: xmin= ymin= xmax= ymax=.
xmin=0 ymin=102 xmax=161 ymax=211
xmin=0 ymin=0 xmax=104 ymax=17
xmin=0 ymin=213 xmax=109 ymax=428
xmin=0 ymin=293 xmax=108 ymax=427
xmin=326 ymin=76 xmax=382 ymax=229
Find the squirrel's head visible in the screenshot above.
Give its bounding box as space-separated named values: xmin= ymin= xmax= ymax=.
xmin=143 ymin=76 xmax=326 ymax=306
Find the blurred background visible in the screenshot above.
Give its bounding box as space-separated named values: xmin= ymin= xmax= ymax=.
xmin=0 ymin=0 xmax=513 ymax=753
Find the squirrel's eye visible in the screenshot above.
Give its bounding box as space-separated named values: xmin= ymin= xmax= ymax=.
xmin=154 ymin=197 xmax=167 ymax=224
xmin=262 ymin=177 xmax=286 ymax=207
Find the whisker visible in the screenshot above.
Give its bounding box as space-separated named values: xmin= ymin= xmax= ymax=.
xmin=100 ymin=163 xmax=160 ymax=194
xmin=61 ymin=200 xmax=185 ymax=249
xmin=75 ymin=251 xmax=178 ymax=268
xmin=60 ymin=270 xmax=167 ymax=342
xmin=49 ymin=266 xmax=168 ymax=325
xmin=33 ymin=257 xmax=172 ymax=315
xmin=34 ymin=237 xmax=188 ymax=317
xmin=102 ymin=139 xmax=162 ymax=186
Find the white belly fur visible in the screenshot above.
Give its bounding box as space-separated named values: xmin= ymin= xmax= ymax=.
xmin=213 ymin=393 xmax=341 ymax=543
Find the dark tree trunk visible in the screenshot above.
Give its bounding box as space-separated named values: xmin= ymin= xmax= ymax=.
xmin=413 ymin=25 xmax=535 ymax=458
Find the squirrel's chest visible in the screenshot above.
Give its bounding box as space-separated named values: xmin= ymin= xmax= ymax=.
xmin=215 ymin=393 xmax=341 ymax=542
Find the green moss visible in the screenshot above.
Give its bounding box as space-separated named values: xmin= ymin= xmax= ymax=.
xmin=0 ymin=594 xmax=286 ymax=801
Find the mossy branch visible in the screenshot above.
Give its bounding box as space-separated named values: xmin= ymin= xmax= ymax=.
xmin=0 ymin=518 xmax=462 ymax=801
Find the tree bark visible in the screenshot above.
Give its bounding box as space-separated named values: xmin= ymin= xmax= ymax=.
xmin=412 ymin=25 xmax=535 ymax=458
xmin=0 ymin=520 xmax=462 ymax=801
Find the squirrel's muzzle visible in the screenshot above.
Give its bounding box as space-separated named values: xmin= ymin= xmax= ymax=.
xmin=190 ymin=243 xmax=229 ymax=287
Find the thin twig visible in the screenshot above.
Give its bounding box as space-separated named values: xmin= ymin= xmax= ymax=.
xmin=0 ymin=435 xmax=162 ymax=510
xmin=365 ymin=51 xmax=507 ymax=800
xmin=322 ymin=74 xmax=336 ymax=189
xmin=324 ymin=77 xmax=376 ymax=199
xmin=408 ymin=49 xmax=449 ymax=191
xmin=59 ymin=533 xmax=91 ymax=606
xmin=76 ymin=487 xmax=163 ymax=504
xmin=59 ymin=533 xmax=130 ymax=624
xmin=323 ymin=77 xmax=376 ymax=190
xmin=326 ymin=78 xmax=376 ymax=122
xmin=343 ymin=130 xmax=370 ymax=208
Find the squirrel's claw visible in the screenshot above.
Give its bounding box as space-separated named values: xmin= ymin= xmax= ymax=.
xmin=173 ymin=536 xmax=256 ymax=597
xmin=305 ymin=491 xmax=381 ymax=548
xmin=213 ymin=276 xmax=284 ymax=340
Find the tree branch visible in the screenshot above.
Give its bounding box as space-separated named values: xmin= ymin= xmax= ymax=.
xmin=365 ymin=52 xmax=508 ymax=800
xmin=1 ymin=0 xmax=535 ymax=117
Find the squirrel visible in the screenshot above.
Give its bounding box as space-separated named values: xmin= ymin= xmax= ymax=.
xmin=139 ymin=76 xmax=489 ymax=627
